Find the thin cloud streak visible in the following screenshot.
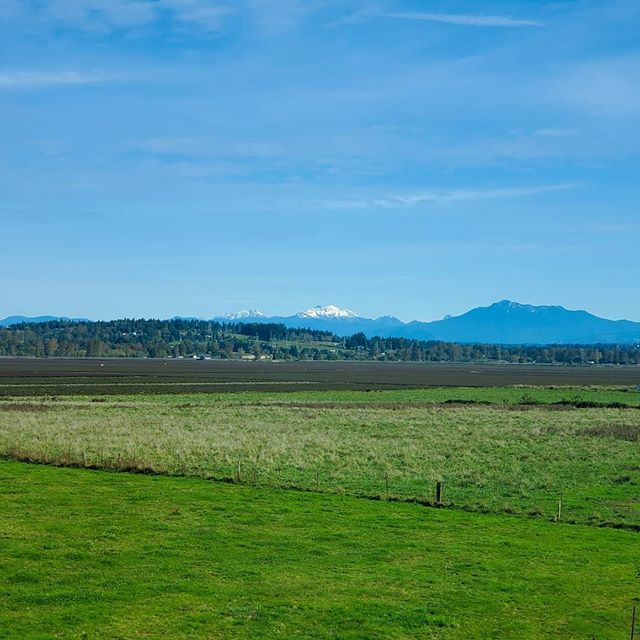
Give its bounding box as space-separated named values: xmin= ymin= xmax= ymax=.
xmin=0 ymin=71 xmax=117 ymax=89
xmin=328 ymin=183 xmax=577 ymax=209
xmin=7 ymin=0 xmax=233 ymax=35
xmin=382 ymin=11 xmax=543 ymax=28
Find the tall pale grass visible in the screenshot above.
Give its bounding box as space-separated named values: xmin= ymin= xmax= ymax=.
xmin=1 ymin=398 xmax=638 ymax=524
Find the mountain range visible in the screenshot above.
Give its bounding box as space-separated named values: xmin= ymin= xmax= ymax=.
xmin=215 ymin=301 xmax=640 ymax=345
xmin=2 ymin=302 xmax=640 ymax=345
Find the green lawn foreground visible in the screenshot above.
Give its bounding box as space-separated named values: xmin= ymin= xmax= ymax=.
xmin=0 ymin=460 xmax=637 ymax=640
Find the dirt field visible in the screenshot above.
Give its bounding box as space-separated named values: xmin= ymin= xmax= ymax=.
xmin=0 ymin=358 xmax=638 ymax=392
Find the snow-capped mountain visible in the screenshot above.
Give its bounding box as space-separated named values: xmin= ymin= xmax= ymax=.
xmin=5 ymin=301 xmax=640 ymax=343
xmin=223 ymin=309 xmax=267 ymax=320
xmin=297 ymin=305 xmax=359 ymax=319
xmin=210 ymin=300 xmax=640 ymax=344
xmin=213 ymin=304 xmax=403 ymax=336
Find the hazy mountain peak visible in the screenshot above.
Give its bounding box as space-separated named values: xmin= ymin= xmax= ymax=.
xmin=493 ymin=299 xmax=524 ymax=308
xmin=491 ymin=300 xmax=533 ymax=310
xmin=223 ymin=309 xmax=266 ymax=320
xmin=298 ymin=305 xmax=360 ymax=319
xmin=488 ymin=300 xmax=564 ymax=313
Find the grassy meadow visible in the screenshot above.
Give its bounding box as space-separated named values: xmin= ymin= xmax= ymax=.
xmin=3 ymin=380 xmax=640 ymax=638
xmin=2 ymin=378 xmax=640 ymax=404
xmin=2 ymin=387 xmax=640 ymax=526
xmin=1 ymin=459 xmax=638 ymax=640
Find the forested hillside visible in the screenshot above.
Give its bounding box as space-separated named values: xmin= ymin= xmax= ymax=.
xmin=0 ymin=319 xmax=638 ymax=364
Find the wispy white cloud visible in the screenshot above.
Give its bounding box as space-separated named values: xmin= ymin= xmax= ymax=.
xmin=160 ymin=0 xmax=232 ymax=32
xmin=531 ymin=128 xmax=579 ymax=137
xmin=547 ymin=54 xmax=640 ymax=116
xmin=0 ymin=70 xmax=117 ymax=89
xmin=583 ymin=223 xmax=638 ymax=233
xmin=246 ymin=0 xmax=318 ymax=34
xmin=138 ymin=136 xmax=281 ymax=158
xmin=382 ymin=11 xmax=543 ymax=28
xmin=43 ymin=0 xmax=155 ymax=31
xmin=328 ymin=182 xmax=577 ymax=209
xmin=12 ymin=0 xmax=233 ymax=35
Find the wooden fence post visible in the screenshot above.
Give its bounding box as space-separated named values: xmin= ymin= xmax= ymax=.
xmin=436 ymin=481 xmax=443 ymax=504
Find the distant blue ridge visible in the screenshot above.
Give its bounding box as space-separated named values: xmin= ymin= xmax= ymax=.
xmin=3 ymin=300 xmax=640 ymax=345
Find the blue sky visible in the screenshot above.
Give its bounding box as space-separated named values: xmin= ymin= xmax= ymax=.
xmin=1 ymin=0 xmax=639 ymax=322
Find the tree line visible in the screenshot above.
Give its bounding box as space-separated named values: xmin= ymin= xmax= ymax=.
xmin=0 ymin=318 xmax=638 ymax=364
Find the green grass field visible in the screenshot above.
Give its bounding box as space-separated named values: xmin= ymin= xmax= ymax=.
xmin=3 ymin=385 xmax=640 ymax=638
xmin=1 ymin=388 xmax=640 ymax=526
xmin=2 ymin=383 xmax=640 ymax=405
xmin=1 ymin=460 xmax=638 ymax=640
